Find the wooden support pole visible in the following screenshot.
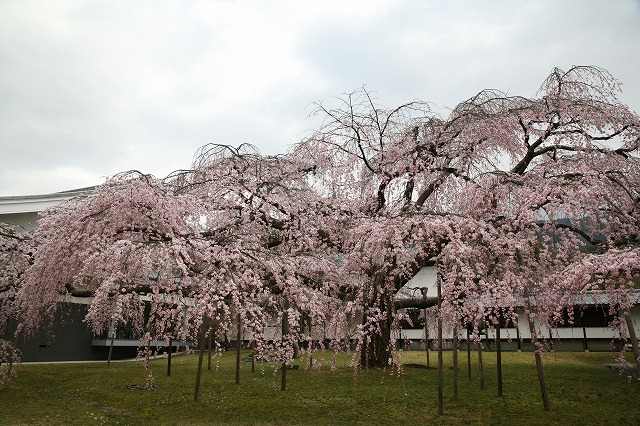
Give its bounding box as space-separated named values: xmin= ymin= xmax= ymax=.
xmin=453 ymin=324 xmax=459 ymax=401
xmin=496 ymin=322 xmax=503 ymax=398
xmin=624 ymin=312 xmax=640 ymax=378
xmin=281 ymin=309 xmax=290 ymax=391
xmin=167 ymin=337 xmax=172 ymax=377
xmin=235 ymin=313 xmax=242 ymax=385
xmin=251 ymin=340 xmax=256 ymax=373
xmin=437 ymin=278 xmax=444 ymax=416
xmin=478 ymin=322 xmax=485 ymax=391
xmin=528 ymin=317 xmax=550 ymax=411
xmin=194 ymin=320 xmax=207 ymax=402
xmin=207 ymin=330 xmax=212 ymax=371
xmin=424 ymin=308 xmax=430 ymax=368
xmin=107 ymin=330 xmax=115 ymax=369
xmin=467 ymin=328 xmax=472 ymax=381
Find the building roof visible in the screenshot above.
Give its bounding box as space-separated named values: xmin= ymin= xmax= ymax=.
xmin=0 ymin=186 xmax=94 ymax=215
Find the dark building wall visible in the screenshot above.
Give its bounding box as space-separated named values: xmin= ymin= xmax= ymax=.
xmin=1 ymin=211 xmax=39 ymax=231
xmin=17 ymin=302 xmax=135 ymax=362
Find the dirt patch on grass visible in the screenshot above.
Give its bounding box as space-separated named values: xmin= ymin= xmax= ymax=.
xmin=120 ymin=383 xmax=157 ymax=391
xmin=603 ymin=364 xmax=639 ymax=381
xmin=403 ymin=363 xmax=436 ymax=370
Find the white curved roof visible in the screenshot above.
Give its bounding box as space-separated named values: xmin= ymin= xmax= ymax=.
xmin=0 ymin=187 xmax=94 ymax=214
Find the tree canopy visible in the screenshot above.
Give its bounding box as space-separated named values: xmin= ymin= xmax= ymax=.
xmin=3 ymin=66 xmax=640 ymax=381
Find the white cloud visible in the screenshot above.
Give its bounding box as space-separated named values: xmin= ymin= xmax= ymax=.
xmin=0 ymin=0 xmax=639 ymax=196
xmin=0 ymin=166 xmax=105 ymax=196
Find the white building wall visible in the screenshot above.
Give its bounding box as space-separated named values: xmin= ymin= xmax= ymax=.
xmin=403 ymin=266 xmax=437 ymax=295
xmin=398 ymin=267 xmax=640 ymax=349
xmin=0 ymin=189 xmax=90 ymax=230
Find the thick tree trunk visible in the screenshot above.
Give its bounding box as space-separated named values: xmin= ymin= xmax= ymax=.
xmin=624 ymin=311 xmax=640 ymax=377
xmin=357 ymin=269 xmax=437 ymax=369
xmin=359 ymin=325 xmax=392 ymax=368
xmin=528 ymin=316 xmax=550 ymax=411
xmin=359 ymin=289 xmax=393 ymax=368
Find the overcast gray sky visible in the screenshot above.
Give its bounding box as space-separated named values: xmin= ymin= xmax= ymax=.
xmin=1 ymin=0 xmax=639 ymax=196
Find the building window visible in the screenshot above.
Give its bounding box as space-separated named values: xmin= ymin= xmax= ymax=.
xmin=398 ymin=308 xmax=425 ymax=330
xmin=556 ymin=306 xmax=614 ymax=328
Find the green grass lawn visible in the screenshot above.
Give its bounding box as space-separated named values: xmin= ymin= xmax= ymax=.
xmin=1 ymin=349 xmax=638 ymax=425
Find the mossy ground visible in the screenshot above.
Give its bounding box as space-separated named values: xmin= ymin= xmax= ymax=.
xmin=1 ymin=350 xmax=638 ymax=425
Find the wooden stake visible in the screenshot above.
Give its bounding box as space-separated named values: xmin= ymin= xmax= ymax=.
xmin=466 ymin=328 xmax=472 ymax=381
xmin=167 ymin=337 xmax=172 ymax=377
xmin=281 ymin=309 xmax=290 ymax=391
xmin=235 ymin=313 xmax=242 ymax=385
xmin=478 ymin=322 xmax=485 ymax=391
xmin=424 ymin=308 xmax=430 ymax=368
xmin=496 ymin=321 xmax=503 ymax=398
xmin=624 ymin=312 xmax=640 ymax=378
xmin=194 ymin=320 xmax=207 ymax=402
xmin=528 ymin=316 xmax=550 ymax=411
xmin=437 ymin=277 xmax=444 ymax=416
xmin=107 ymin=322 xmax=115 ymax=369
xmin=453 ymin=324 xmax=459 ymax=401
xmin=207 ymin=329 xmax=212 ymax=371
